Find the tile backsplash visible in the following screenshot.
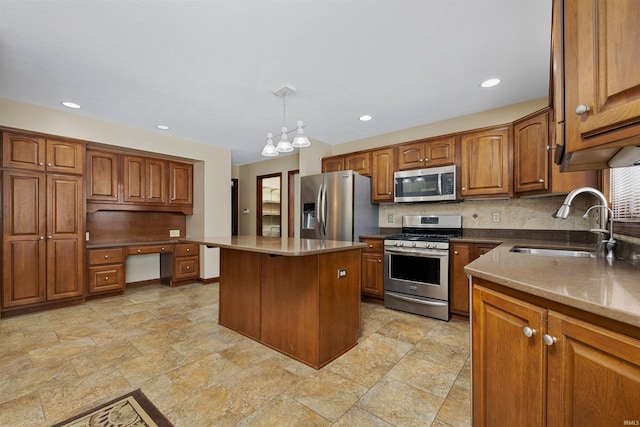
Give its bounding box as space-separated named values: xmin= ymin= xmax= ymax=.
xmin=378 ymin=195 xmax=597 ymax=231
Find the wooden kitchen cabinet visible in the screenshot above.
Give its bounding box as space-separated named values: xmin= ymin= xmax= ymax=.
xmin=514 ymin=109 xmax=598 ymax=195
xmin=345 ymin=152 xmax=371 ymax=176
xmin=472 ymin=281 xmax=640 ymax=427
xmin=87 ymin=247 xmax=125 ymax=294
xmin=2 ymin=170 xmax=84 ymax=313
xmin=86 ymin=149 xmax=120 ymax=202
xmin=161 ymin=243 xmax=200 ymax=285
xmin=360 ymin=237 xmax=384 ymax=299
xmin=563 ymin=0 xmax=640 ymax=155
xmin=2 ymin=132 xmax=84 ymax=174
xmin=321 ymin=155 xmax=345 ymax=173
xmin=371 ymin=147 xmax=395 ymax=203
xmin=397 ymin=136 xmax=455 ymax=170
xmin=168 ymin=161 xmax=193 ymax=207
xmin=460 ymin=126 xmax=512 ymax=198
xmin=449 ymin=242 xmax=498 ymax=317
xmin=123 ymin=155 xmax=167 ymax=205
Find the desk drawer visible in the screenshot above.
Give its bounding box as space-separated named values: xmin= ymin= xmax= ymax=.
xmin=88 ymin=248 xmax=125 ymax=265
xmin=127 ymin=244 xmax=173 ymax=256
xmin=360 ymin=238 xmax=383 ymax=254
xmin=88 ymin=264 xmax=124 ymax=293
xmin=174 ymin=255 xmax=199 ymax=280
xmin=175 ymin=243 xmax=199 ymax=257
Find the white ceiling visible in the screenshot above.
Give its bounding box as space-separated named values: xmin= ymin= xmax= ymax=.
xmin=0 ymin=0 xmax=552 ymax=165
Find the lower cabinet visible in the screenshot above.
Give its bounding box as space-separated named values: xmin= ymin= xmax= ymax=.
xmin=87 ymin=248 xmax=125 ymax=294
xmin=449 ymin=241 xmax=498 ymax=317
xmin=161 ymin=243 xmax=200 ymax=286
xmin=472 ymin=281 xmax=640 ymax=427
xmin=360 ymin=237 xmax=384 ymax=299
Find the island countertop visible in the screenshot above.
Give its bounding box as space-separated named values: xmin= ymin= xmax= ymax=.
xmin=184 ymin=235 xmax=365 ymax=256
xmin=464 ymin=239 xmax=640 ymax=329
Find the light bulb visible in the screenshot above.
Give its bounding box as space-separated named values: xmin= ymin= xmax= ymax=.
xmin=276 ymin=127 xmax=293 ymax=152
xmin=292 ymin=121 xmax=311 ymax=148
xmin=261 ymin=133 xmax=278 ymax=157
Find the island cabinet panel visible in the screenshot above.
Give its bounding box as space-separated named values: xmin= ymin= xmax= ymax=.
xmin=261 ymin=254 xmax=319 ymax=365
xmin=218 ymin=248 xmax=262 ymax=341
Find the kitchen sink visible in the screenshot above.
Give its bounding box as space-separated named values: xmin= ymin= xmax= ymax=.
xmin=509 ymin=246 xmax=596 ymax=258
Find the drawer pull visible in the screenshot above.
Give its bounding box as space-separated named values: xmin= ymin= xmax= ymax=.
xmin=104 ymin=276 xmax=109 ymax=281
xmin=523 ymin=326 xmax=536 ymax=338
xmin=186 ymin=266 xmax=190 ymax=270
xmin=161 ymin=247 xmax=165 ymax=251
xmin=104 ymin=255 xmax=109 ymax=259
xmin=186 ymin=248 xmax=190 ymax=252
xmin=369 ymin=244 xmax=373 ymax=248
xmin=137 ymin=249 xmax=141 ymax=253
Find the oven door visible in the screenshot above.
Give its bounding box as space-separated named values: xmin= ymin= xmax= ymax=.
xmin=383 ymin=247 xmax=449 ymax=301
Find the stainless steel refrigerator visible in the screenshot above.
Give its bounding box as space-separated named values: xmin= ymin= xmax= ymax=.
xmin=300 ymin=170 xmax=378 ymax=241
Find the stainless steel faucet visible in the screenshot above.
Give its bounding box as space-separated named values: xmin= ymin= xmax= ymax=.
xmin=552 ymin=187 xmax=615 ymax=259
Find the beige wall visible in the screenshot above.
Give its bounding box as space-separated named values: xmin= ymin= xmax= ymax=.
xmin=238 ymin=154 xmax=299 ymax=236
xmin=0 ymin=97 xmax=231 ymax=280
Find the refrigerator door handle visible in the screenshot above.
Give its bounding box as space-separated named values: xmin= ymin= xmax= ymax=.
xmin=320 ymin=183 xmax=327 ymax=238
xmin=316 ymin=184 xmax=323 ymax=236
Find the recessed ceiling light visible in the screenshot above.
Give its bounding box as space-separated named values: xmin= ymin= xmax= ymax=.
xmin=156 ymin=124 xmax=171 ymax=130
xmin=480 ymin=78 xmax=501 ymax=88
xmin=359 ymin=115 xmax=372 ymax=122
xmin=61 ymin=101 xmax=81 ymax=109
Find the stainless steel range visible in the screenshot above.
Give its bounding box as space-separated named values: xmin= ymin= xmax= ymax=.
xmin=383 ymin=215 xmax=462 ymax=321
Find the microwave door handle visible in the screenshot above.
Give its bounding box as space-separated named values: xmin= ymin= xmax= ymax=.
xmin=438 ymin=173 xmax=442 ymax=195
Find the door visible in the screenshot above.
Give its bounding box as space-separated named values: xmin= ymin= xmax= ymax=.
xmin=460 ymin=127 xmax=511 ymax=198
xmin=2 ymin=132 xmax=46 ymax=171
xmin=145 ymin=158 xmax=167 ymax=204
xmin=45 ymin=139 xmax=84 ymax=174
xmin=514 ymin=112 xmax=549 ymax=193
xmin=472 ymin=285 xmax=547 ymax=427
xmin=300 ymin=173 xmax=324 ymax=239
xmin=46 ymin=174 xmax=84 ymax=300
xmin=371 ymin=148 xmax=394 ymax=202
xmin=2 ymin=171 xmax=46 ymax=307
xmin=322 ymin=170 xmax=354 ymax=242
xmin=86 ymin=150 xmax=119 ymax=202
xmin=169 ymin=161 xmax=193 ymax=206
xmin=123 ymin=155 xmax=146 ymax=203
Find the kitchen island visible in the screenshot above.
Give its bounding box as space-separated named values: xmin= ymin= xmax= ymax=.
xmin=186 ymin=236 xmax=365 ymax=369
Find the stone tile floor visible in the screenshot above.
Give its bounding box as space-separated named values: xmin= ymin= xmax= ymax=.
xmin=0 ymin=282 xmax=470 ymax=426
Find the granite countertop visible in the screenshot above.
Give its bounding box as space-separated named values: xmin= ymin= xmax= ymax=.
xmin=185 ymin=235 xmax=366 ymax=256
xmin=464 ymin=239 xmax=640 ymax=328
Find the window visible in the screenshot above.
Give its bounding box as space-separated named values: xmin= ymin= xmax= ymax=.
xmin=610 ymin=166 xmax=640 ymax=220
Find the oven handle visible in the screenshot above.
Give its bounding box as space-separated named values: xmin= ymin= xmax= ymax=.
xmin=384 ymin=248 xmax=448 ymax=258
xmin=385 ymin=292 xmax=448 ymax=307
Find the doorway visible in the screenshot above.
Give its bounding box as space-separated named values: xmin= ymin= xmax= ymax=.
xmin=257 ymin=173 xmax=281 ymax=236
xmin=231 ymin=178 xmax=238 ymax=235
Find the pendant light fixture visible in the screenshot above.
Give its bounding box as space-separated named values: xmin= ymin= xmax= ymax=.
xmin=261 ymin=85 xmax=311 ymax=157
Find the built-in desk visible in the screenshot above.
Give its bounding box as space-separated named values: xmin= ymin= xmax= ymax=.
xmin=86 ymin=241 xmax=200 ymax=297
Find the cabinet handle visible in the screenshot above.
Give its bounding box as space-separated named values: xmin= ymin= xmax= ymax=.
xmin=454 ymin=250 xmax=458 ymax=255
xmin=39 ymin=162 xmax=44 ymax=166
xmin=171 ymin=197 xmax=176 ymax=201
xmin=424 ymin=158 xmax=429 ymax=162
xmin=575 ymin=104 xmax=591 ymax=115
xmin=48 ymin=235 xmax=52 ymax=239
xmin=40 ymin=236 xmax=44 ymax=240
xmin=104 ymin=255 xmax=109 ymax=259
xmin=377 ymin=259 xmax=381 ymax=263
xmin=461 ymin=187 xmax=466 ymax=191
xmin=369 ymin=244 xmax=373 ymax=248
xmin=388 ymin=192 xmax=391 ymax=195
xmin=523 ymin=326 xmax=537 ymax=338
xmin=142 ymin=195 xmax=146 ymax=199
xmin=137 ymin=249 xmax=141 ymax=253
xmin=186 ymin=248 xmax=190 ymax=252
xmin=538 ymin=179 xmax=544 ymax=183
xmin=47 ymin=163 xmax=52 ymax=167
xmin=161 ymin=247 xmax=165 ymax=251
xmin=543 ymin=334 xmax=557 ymax=346
xmin=419 ymin=158 xmax=424 ymax=162
xmin=105 ymin=276 xmax=109 ymax=281
xmin=186 ymin=266 xmax=190 ymax=270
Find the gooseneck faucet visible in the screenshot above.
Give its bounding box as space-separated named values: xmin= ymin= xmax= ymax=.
xmin=552 ymin=187 xmax=615 ymax=259
xmin=583 ymin=205 xmax=616 ymax=259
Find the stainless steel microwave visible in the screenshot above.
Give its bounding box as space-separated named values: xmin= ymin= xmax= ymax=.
xmin=394 ymin=165 xmax=457 ymax=202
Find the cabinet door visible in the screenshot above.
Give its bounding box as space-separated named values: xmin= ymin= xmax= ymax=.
xmin=169 ymin=162 xmax=193 ymax=206
xmin=397 ymin=142 xmax=425 ymax=170
xmin=2 ymin=171 xmax=46 ymax=307
xmin=460 ymin=127 xmax=511 ymax=198
xmin=425 ymin=137 xmax=455 ymax=167
xmin=564 ymin=0 xmax=640 ymax=151
xmin=371 ymin=148 xmax=395 ymax=202
xmin=2 ymin=132 xmax=46 ymax=171
xmin=122 ymin=156 xmax=146 ymax=203
xmin=46 ymin=174 xmax=84 ymax=300
xmin=322 ymin=156 xmax=344 ymax=173
xmin=547 ymin=311 xmax=640 ymax=426
xmin=45 ymin=139 xmax=84 ymax=175
xmin=345 ymin=152 xmax=371 ymax=176
xmin=86 ymin=150 xmax=119 ymax=202
xmin=146 ymin=158 xmax=167 ymax=204
xmin=514 ymin=113 xmax=549 ymax=193
xmin=449 ymin=242 xmax=472 ymax=317
xmin=472 ymin=285 xmax=546 ymax=427
xmin=361 ymin=253 xmax=383 ymax=298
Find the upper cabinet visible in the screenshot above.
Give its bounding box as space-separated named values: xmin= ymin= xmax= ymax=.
xmin=321 ymin=156 xmax=344 ymax=173
xmin=371 ymin=148 xmax=395 ymax=203
xmin=514 ymin=109 xmax=598 ymax=195
xmin=460 ymin=126 xmax=512 ymax=199
xmin=2 ymin=132 xmax=84 ymax=175
xmin=558 ymin=0 xmax=640 ymax=170
xmin=344 ymin=152 xmax=371 ymax=176
xmin=397 ymin=136 xmax=455 ymax=170
xmin=86 ymin=149 xmax=193 ymax=214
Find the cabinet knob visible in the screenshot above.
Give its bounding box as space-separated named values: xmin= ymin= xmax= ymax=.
xmin=543 ymin=334 xmax=557 ymax=346
xmin=377 ymin=259 xmax=381 ymax=263
xmin=419 ymin=158 xmax=424 ymax=162
xmin=461 ymin=187 xmax=466 ymax=191
xmin=369 ymin=244 xmax=373 ymax=248
xmin=48 ymin=235 xmax=52 ymax=239
xmin=137 ymin=249 xmax=141 ymax=253
xmin=161 ymin=247 xmax=165 ymax=251
xmin=47 ymin=163 xmax=52 ymax=167
xmin=538 ymin=179 xmax=544 ymax=183
xmin=186 ymin=248 xmax=190 ymax=252
xmin=523 ymin=326 xmax=537 ymax=338
xmin=40 ymin=236 xmax=44 ymax=240
xmin=104 ymin=255 xmax=109 ymax=259
xmin=575 ymin=104 xmax=591 ymax=115
xmin=186 ymin=266 xmax=190 ymax=270
xmin=142 ymin=195 xmax=146 ymax=199
xmin=388 ymin=192 xmax=391 ymax=195
xmin=105 ymin=276 xmax=109 ymax=281
xmin=39 ymin=162 xmax=44 ymax=166
xmin=171 ymin=197 xmax=176 ymax=201
xmin=424 ymin=158 xmax=429 ymax=162
xmin=454 ymin=250 xmax=458 ymax=255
